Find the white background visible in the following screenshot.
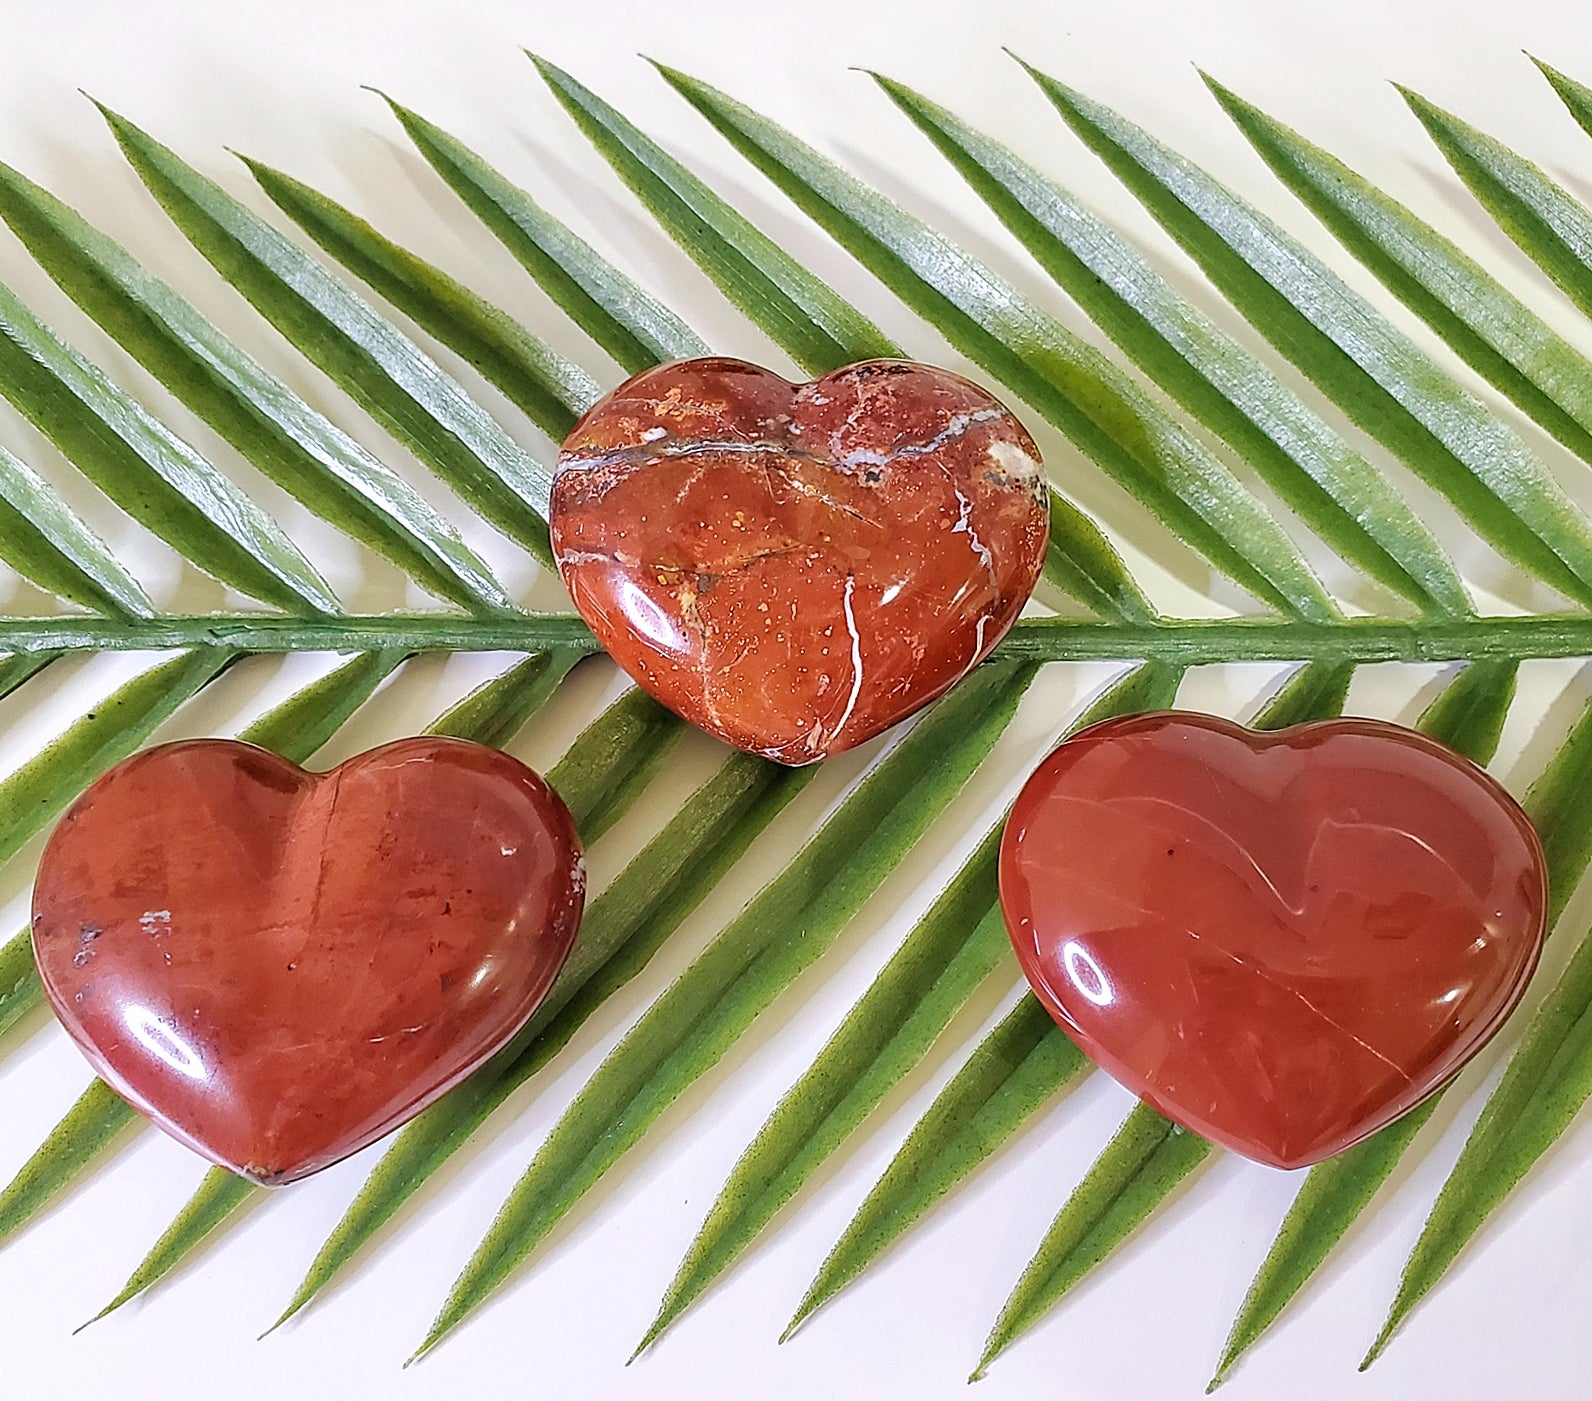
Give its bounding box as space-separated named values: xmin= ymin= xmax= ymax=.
xmin=1 ymin=2 xmax=1592 ymax=1399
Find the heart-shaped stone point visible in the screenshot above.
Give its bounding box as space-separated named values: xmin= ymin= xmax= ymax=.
xmin=551 ymin=357 xmax=1050 ymax=765
xmin=999 ymin=712 xmax=1548 ymax=1169
xmin=32 ymin=737 xmax=585 ymax=1185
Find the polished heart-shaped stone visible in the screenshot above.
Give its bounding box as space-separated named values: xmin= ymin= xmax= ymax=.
xmin=999 ymin=711 xmax=1547 ymax=1169
xmin=551 ymin=357 xmax=1050 ymax=765
xmin=32 ymin=737 xmax=584 ymax=1184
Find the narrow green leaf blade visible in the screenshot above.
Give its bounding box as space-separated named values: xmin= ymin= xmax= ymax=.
xmin=546 ymin=687 xmax=679 ymax=843
xmin=418 ymin=659 xmax=1040 ymax=1358
xmin=874 ymin=72 xmax=1466 ymax=617
xmin=531 ymin=55 xmax=898 ymax=375
xmin=0 ymin=648 xmax=230 ymax=869
xmin=275 ymin=749 xmax=811 ymax=1329
xmin=1039 ymin=493 xmax=1158 ymax=624
xmin=1205 ymin=77 xmax=1592 ymax=479
xmin=1398 ymin=86 xmax=1592 ymax=326
xmin=788 ymin=994 xmax=1083 ymax=1339
xmin=975 ymin=1108 xmax=1211 ymax=1379
xmin=1369 ymin=687 xmax=1592 ymax=1363
xmin=0 ymin=157 xmax=513 ymax=615
xmin=236 ymin=650 xmax=408 ymax=762
xmin=95 ymin=100 xmax=555 ymax=562
xmin=640 ymin=661 xmax=1184 ymax=1352
xmin=88 ymin=1167 xmax=258 ymax=1326
xmin=1023 ymin=61 xmax=1592 ymax=610
xmin=0 ymin=1081 xmax=139 ymax=1247
xmin=1533 ymin=55 xmax=1592 ymax=139
xmin=240 ymin=155 xmax=599 ymax=441
xmin=0 ymin=927 xmax=43 ymax=1044
xmin=1213 ymin=1093 xmax=1438 ymax=1389
xmin=0 ymin=446 xmax=152 ymax=617
xmin=378 ymin=93 xmax=706 ymax=374
xmin=0 ymin=651 xmax=56 ymax=703
xmin=657 ymin=64 xmax=1338 ymax=624
xmin=422 ymin=651 xmax=580 ymax=748
xmin=0 ymin=279 xmax=340 ymax=616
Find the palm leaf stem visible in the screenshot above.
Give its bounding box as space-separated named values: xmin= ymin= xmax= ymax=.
xmin=13 ymin=613 xmax=1592 ymax=664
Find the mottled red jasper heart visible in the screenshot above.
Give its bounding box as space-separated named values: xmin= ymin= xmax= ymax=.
xmin=999 ymin=712 xmax=1547 ymax=1169
xmin=551 ymin=357 xmax=1049 ymax=765
xmin=32 ymin=737 xmax=584 ymax=1185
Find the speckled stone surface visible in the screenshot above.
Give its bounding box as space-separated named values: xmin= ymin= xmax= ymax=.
xmin=32 ymin=737 xmax=585 ymax=1185
xmin=550 ymin=357 xmax=1050 ymax=765
xmin=1000 ymin=712 xmax=1548 ymax=1169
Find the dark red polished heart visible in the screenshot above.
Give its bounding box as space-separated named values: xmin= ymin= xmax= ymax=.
xmin=551 ymin=357 xmax=1050 ymax=765
xmin=32 ymin=737 xmax=584 ymax=1184
xmin=999 ymin=711 xmax=1547 ymax=1169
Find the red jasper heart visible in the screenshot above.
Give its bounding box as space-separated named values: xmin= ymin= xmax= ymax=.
xmin=32 ymin=737 xmax=584 ymax=1184
xmin=551 ymin=357 xmax=1050 ymax=765
xmin=999 ymin=711 xmax=1547 ymax=1169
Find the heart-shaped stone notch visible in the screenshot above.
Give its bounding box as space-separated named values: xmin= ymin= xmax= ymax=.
xmin=999 ymin=712 xmax=1548 ymax=1169
xmin=551 ymin=357 xmax=1050 ymax=765
xmin=33 ymin=737 xmax=584 ymax=1185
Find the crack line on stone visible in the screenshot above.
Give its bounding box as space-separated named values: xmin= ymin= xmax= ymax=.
xmin=1184 ymin=927 xmax=1414 ymax=1082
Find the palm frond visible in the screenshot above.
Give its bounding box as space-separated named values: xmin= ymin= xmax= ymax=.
xmin=0 ymin=45 xmax=1589 ymax=1394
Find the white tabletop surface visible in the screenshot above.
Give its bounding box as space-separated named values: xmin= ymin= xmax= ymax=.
xmin=1 ymin=2 xmax=1591 ymax=1398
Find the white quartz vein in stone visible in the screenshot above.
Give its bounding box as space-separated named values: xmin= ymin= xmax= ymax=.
xmin=832 ymin=408 xmax=1004 ymax=468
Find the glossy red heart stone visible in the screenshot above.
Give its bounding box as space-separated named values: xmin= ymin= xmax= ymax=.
xmin=550 ymin=357 xmax=1050 ymax=765
xmin=32 ymin=737 xmax=584 ymax=1184
xmin=999 ymin=711 xmax=1547 ymax=1169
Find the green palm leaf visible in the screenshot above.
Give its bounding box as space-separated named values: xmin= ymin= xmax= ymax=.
xmin=0 ymin=158 xmax=513 ymax=614
xmin=637 ymin=659 xmax=1185 ymax=1354
xmin=0 ymin=46 xmax=1589 ymax=1392
xmin=96 ymin=101 xmax=557 ymax=559
xmin=1202 ymin=78 xmax=1592 ymax=475
xmin=418 ymin=658 xmax=1039 ymax=1358
xmin=0 ymin=446 xmax=152 ymax=617
xmin=237 ymin=156 xmax=600 ymax=440
xmin=1020 ymin=60 xmax=1592 ymax=610
xmin=378 ymin=93 xmax=705 ymax=373
xmin=1399 ymin=85 xmax=1592 ymax=326
xmin=0 ymin=280 xmax=341 ymax=616
xmin=869 ymin=73 xmax=1466 ymax=617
